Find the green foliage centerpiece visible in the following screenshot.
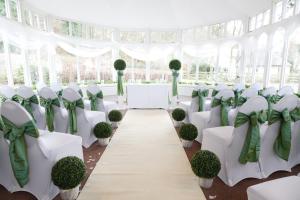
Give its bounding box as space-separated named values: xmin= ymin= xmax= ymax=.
xmin=169 ymin=59 xmax=181 ymax=98
xmin=114 ymin=59 xmax=126 ymax=96
xmin=191 ymin=150 xmax=221 ymax=188
xmin=51 ymin=156 xmax=86 ymax=199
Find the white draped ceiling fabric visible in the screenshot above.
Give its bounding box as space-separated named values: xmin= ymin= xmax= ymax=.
xmin=24 ymin=0 xmax=272 ymax=29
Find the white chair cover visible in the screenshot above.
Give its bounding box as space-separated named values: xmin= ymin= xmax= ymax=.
xmin=39 ymin=87 xmax=69 ymax=133
xmin=17 ymin=86 xmax=46 ymax=130
xmin=261 ymin=87 xmax=277 ymax=97
xmin=202 ymin=96 xmax=268 ymax=186
xmin=0 ymin=101 xmax=83 ymax=200
xmin=36 ymin=82 xmax=47 ymax=93
xmin=0 ymin=85 xmax=16 ymax=100
xmin=259 ymin=95 xmax=299 ymax=178
xmin=247 ymin=176 xmax=300 ymax=200
xmin=190 ymin=89 xmax=234 ymax=143
xmin=62 ymin=88 xmax=106 ymax=148
xmin=233 ymin=83 xmax=245 ymax=92
xmin=278 ymin=86 xmax=294 ymax=96
xmin=250 ymin=83 xmax=263 ymax=91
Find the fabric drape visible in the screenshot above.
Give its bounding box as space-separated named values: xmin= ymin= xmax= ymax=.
xmin=87 ymin=91 xmax=103 ymax=111
xmin=172 ymin=70 xmax=179 ymax=97
xmin=19 ymin=95 xmax=39 ymax=120
xmin=191 ymin=89 xmax=209 ymax=111
xmin=117 ymin=71 xmax=124 ymax=96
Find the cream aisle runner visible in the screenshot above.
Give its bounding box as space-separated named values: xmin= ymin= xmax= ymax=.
xmin=78 ymin=110 xmax=206 ymax=200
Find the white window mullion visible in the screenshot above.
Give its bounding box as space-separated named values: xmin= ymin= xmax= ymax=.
xmin=16 ymin=0 xmax=22 ymax=22
xmin=3 ymin=37 xmax=13 ymax=86
xmin=4 ymin=0 xmax=11 ymax=18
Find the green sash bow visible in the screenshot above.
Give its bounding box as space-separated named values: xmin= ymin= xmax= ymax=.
xmin=87 ymin=91 xmax=103 ymax=111
xmin=78 ymin=89 xmax=83 ymax=97
xmin=19 ymin=95 xmax=39 ymax=120
xmin=2 ymin=116 xmax=39 ymax=187
xmin=63 ymin=98 xmax=84 ymax=134
xmin=268 ymin=108 xmax=300 ymax=161
xmin=192 ymin=89 xmax=209 ymax=112
xmin=273 ymin=94 xmax=283 ymax=103
xmin=117 ymin=70 xmax=124 ymax=96
xmin=40 ymin=97 xmax=60 ymax=132
xmin=212 ymin=89 xmax=219 ymax=97
xmin=0 ymin=94 xmax=20 ymax=103
xmin=172 ymin=71 xmax=179 ymax=96
xmin=56 ymin=90 xmax=63 ymax=97
xmin=211 ymin=97 xmax=234 ymax=126
xmin=262 ymin=95 xmax=278 ymax=120
xmin=234 ymin=110 xmax=267 ymax=164
xmin=234 ymin=90 xmax=244 ymax=107
xmin=236 ymin=96 xmax=247 ymax=107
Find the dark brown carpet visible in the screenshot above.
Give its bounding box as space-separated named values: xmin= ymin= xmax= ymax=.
xmin=1 ymin=120 xmax=300 ymax=200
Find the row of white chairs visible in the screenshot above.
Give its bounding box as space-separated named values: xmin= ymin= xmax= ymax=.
xmin=182 ymin=84 xmax=299 ymax=186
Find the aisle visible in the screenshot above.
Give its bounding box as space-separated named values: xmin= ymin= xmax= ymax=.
xmin=78 ymin=110 xmax=206 ymax=200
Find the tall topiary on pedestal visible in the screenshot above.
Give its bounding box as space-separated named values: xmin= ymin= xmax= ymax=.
xmin=114 ymin=59 xmax=126 ymax=96
xmin=169 ymin=59 xmax=181 ymax=98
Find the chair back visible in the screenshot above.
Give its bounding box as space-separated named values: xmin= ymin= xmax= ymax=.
xmin=278 ymin=86 xmax=294 ymax=97
xmin=0 ymin=85 xmax=16 ymax=99
xmin=1 ymin=101 xmax=32 ymax=126
xmin=50 ymin=83 xmax=63 ymax=93
xmin=261 ymin=87 xmax=277 ymax=97
xmin=18 ymin=86 xmax=35 ymax=99
xmin=233 ymin=83 xmax=245 ymax=92
xmin=68 ymin=83 xmax=81 ymax=93
xmin=86 ymin=84 xmax=101 ymax=95
xmin=39 ymin=87 xmax=58 ymax=100
xmin=250 ymin=83 xmax=262 ymax=91
xmin=62 ymin=88 xmax=81 ymax=102
xmin=241 ymin=88 xmax=258 ymax=98
xmin=36 ymin=82 xmax=46 ymax=93
xmin=215 ymin=83 xmax=228 ymax=91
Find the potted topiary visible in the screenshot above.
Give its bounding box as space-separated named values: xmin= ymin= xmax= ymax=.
xmin=108 ymin=110 xmax=123 ymax=128
xmin=191 ymin=150 xmax=221 ymax=188
xmin=179 ymin=123 xmax=197 ymax=148
xmin=114 ymin=59 xmax=126 ymax=104
xmin=51 ymin=156 xmax=86 ymax=200
xmin=93 ymin=122 xmax=113 ymax=146
xmin=172 ymin=108 xmax=186 ymax=127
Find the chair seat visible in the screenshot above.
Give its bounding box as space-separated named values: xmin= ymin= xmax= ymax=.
xmin=191 ymin=111 xmax=211 ymax=123
xmin=85 ymin=110 xmax=106 ymax=125
xmin=103 ymin=100 xmax=118 ymax=112
xmin=247 ymin=176 xmax=300 ymax=200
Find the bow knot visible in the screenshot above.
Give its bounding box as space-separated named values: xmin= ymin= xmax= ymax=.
xmin=87 ymin=91 xmax=103 ymax=111
xmin=192 ymin=89 xmax=209 ymax=112
xmin=249 ymin=112 xmax=258 ymax=126
xmin=211 ymin=97 xmax=234 ymax=126
xmin=282 ymin=108 xmax=291 ymax=122
xmin=63 ymin=98 xmax=84 ymax=134
xmin=40 ymin=97 xmax=60 ymax=132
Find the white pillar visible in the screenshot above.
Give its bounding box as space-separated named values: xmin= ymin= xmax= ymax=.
xmin=76 ymin=56 xmax=81 ymax=83
xmin=37 ymin=48 xmax=44 ymax=83
xmin=22 ymin=49 xmax=31 ymax=86
xmin=279 ymin=34 xmax=289 ymax=87
xmin=3 ymin=37 xmax=13 ymax=86
xmin=4 ymin=0 xmax=11 ymax=18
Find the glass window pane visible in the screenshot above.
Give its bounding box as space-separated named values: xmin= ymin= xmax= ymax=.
xmin=0 ymin=0 xmax=6 ymax=16
xmin=263 ymin=10 xmax=271 ymax=26
xmin=274 ymin=1 xmax=283 ymax=23
xmin=249 ymin=17 xmax=256 ymax=31
xmin=195 ymin=26 xmax=208 ymax=41
xmin=92 ymin=27 xmax=112 ymax=41
xmin=182 ymin=29 xmax=194 ymax=43
xmin=150 ymin=31 xmax=177 ymax=43
xmin=0 ymin=38 xmax=7 ymax=84
xmin=119 ymin=51 xmax=132 ymax=81
xmin=40 ymin=46 xmax=49 ymax=84
xmin=78 ymin=57 xmax=97 ymax=84
xmin=285 ymin=0 xmax=295 ymax=18
xmin=255 ymin=34 xmax=268 ymax=84
xmin=150 ymin=59 xmax=171 ymax=82
xmin=9 ymin=0 xmax=18 ymax=20
xmin=120 ymin=31 xmax=145 ymax=43
xmin=9 ymin=44 xmax=24 ymax=85
xmin=56 ymin=47 xmax=77 ymax=85
xmin=53 ymin=19 xmax=70 ymax=35
xmin=100 ymin=51 xmax=112 ymax=83
xmin=28 ymin=50 xmax=39 ymax=86
xmin=256 ymin=13 xmax=263 ymax=29
xmin=285 ymin=28 xmax=300 ymax=91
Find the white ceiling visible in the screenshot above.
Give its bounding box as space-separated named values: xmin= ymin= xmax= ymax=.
xmin=24 ymin=0 xmax=273 ymax=30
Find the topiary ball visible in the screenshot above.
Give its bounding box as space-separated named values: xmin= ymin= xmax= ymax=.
xmin=93 ymin=122 xmax=113 ymax=138
xmin=172 ymin=108 xmax=186 ymax=122
xmin=114 ymin=59 xmax=126 ymax=71
xmin=169 ymin=59 xmax=181 ymax=71
xmin=191 ymin=150 xmax=221 ymax=179
xmin=108 ymin=110 xmax=123 ymax=122
xmin=179 ymin=123 xmax=198 ymax=141
xmin=51 ymin=156 xmax=86 ymax=190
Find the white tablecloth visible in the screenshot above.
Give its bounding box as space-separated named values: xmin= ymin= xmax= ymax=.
xmin=127 ymin=84 xmax=169 ymax=109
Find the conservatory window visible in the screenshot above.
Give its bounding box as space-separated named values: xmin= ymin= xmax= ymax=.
xmin=150 ymin=58 xmax=172 ymax=82
xmin=226 ymin=20 xmax=243 ymax=37
xmin=249 ymin=17 xmax=256 ymax=31
xmin=285 ymin=27 xmax=300 ymax=91
xmin=92 ymin=27 xmax=112 ymax=41
xmin=255 ymin=34 xmax=268 ymax=84
xmin=0 ymin=0 xmax=5 ymax=16
xmin=274 ymin=1 xmax=283 ymax=23
xmin=182 ymin=54 xmax=197 ymax=82
xmin=71 ymin=22 xmax=84 ymax=38
xmin=39 ymin=46 xmax=49 ymax=84
xmin=9 ymin=44 xmax=24 ymax=85
xmin=27 ymin=50 xmax=39 ymax=86
xmin=150 ymin=31 xmax=177 ymax=43
xmin=0 ymin=38 xmax=7 ymax=84
xmin=119 ymin=51 xmax=132 ymax=81
xmin=78 ymin=57 xmax=97 ymax=84
xmin=194 ymin=26 xmax=208 ymax=41
xmin=120 ymin=31 xmax=146 ymax=43
xmin=209 ymin=23 xmax=225 ymax=39
xmin=99 ymin=51 xmax=112 ymax=83
xmin=53 ymin=19 xmax=70 ymax=36
xmin=263 ymin=10 xmax=271 ymax=26
xmin=56 ymin=47 xmax=77 ymax=84
xmin=182 ymin=29 xmax=194 ymax=43
xmin=269 ymin=28 xmax=285 ymax=89
xmin=23 ymin=9 xmax=32 ymax=26
xmin=256 ymin=13 xmax=263 ymax=29
xmin=39 ymin=16 xmax=47 ymax=31
xmin=9 ymin=0 xmax=18 ymax=20
xmin=285 ymin=0 xmax=295 ymax=18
